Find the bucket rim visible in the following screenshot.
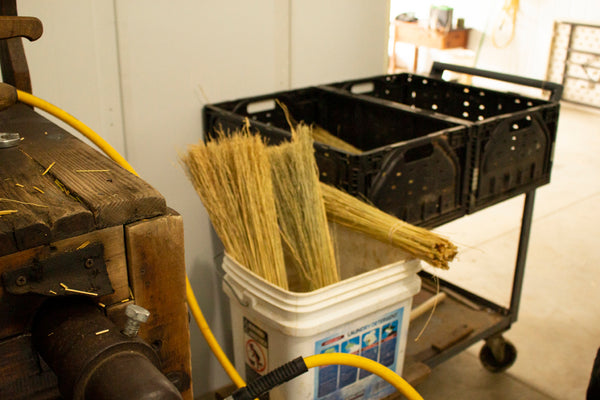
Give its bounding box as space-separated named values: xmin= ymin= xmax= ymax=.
xmin=222 ymin=252 xmax=421 ymax=306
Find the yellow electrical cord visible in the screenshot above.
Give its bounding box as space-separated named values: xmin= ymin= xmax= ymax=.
xmin=16 ymin=89 xmax=424 ymax=400
xmin=305 ymin=353 xmax=424 ymax=400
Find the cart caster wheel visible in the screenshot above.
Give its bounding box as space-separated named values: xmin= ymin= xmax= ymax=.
xmin=479 ymin=336 xmax=517 ymax=373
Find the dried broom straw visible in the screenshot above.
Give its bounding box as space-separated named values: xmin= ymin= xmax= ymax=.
xmin=277 ymin=100 xmax=363 ymax=154
xmin=320 ymin=183 xmax=457 ymax=269
xmin=181 ymin=128 xmax=289 ymax=289
xmin=268 ymin=124 xmax=339 ymax=291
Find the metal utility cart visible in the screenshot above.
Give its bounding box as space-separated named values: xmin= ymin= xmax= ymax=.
xmin=203 ymin=62 xmax=563 ymax=389
xmin=327 ymin=62 xmax=563 ymax=383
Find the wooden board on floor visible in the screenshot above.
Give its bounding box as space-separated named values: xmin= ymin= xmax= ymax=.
xmin=125 ymin=212 xmax=192 ymax=400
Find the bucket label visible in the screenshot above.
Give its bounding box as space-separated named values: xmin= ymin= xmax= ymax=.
xmin=244 ymin=317 xmax=269 ymax=376
xmin=313 ymin=307 xmax=404 ymax=400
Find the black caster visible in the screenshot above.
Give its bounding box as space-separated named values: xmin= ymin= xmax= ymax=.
xmin=479 ymin=335 xmax=517 ymax=373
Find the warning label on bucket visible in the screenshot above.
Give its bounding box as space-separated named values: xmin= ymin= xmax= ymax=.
xmin=244 ymin=317 xmax=269 ymax=376
xmin=313 ymin=307 xmax=404 ymax=400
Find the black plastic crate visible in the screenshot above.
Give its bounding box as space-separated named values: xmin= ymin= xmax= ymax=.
xmin=203 ymin=86 xmax=470 ymax=227
xmin=326 ymin=63 xmax=562 ymax=212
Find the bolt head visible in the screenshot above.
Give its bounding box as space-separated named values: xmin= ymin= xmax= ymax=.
xmin=125 ymin=304 xmax=150 ymax=322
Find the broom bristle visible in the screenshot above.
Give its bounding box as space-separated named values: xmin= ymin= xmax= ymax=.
xmin=320 ymin=183 xmax=457 ymax=269
xmin=182 ymin=119 xmax=456 ymax=293
xmin=277 ymin=100 xmax=363 ymax=154
xmin=269 ymin=124 xmax=339 ymax=291
xmin=310 ymin=125 xmax=364 ymax=155
xmin=181 ymin=127 xmax=289 ymax=289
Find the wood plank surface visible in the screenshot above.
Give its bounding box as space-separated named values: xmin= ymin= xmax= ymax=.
xmin=0 ymin=334 xmax=60 ymax=400
xmin=0 ymin=104 xmax=166 ymax=240
xmin=0 ymin=0 xmax=33 ymax=93
xmin=0 ymin=146 xmax=94 ymax=256
xmin=125 ymin=213 xmax=192 ymax=400
xmin=0 ymin=225 xmax=130 ymax=340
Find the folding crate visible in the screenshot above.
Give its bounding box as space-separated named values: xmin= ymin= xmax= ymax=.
xmin=203 ymin=86 xmax=470 ymax=227
xmin=327 ymin=62 xmax=563 ymax=212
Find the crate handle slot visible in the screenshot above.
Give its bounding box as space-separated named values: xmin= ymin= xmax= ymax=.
xmin=246 ymin=99 xmax=276 ymax=114
xmin=350 ymin=82 xmax=375 ymax=94
xmin=430 ymin=62 xmax=563 ymax=102
xmin=404 ymin=143 xmax=435 ymax=163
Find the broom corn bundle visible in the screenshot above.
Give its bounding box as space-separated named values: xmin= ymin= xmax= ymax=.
xmin=181 ymin=128 xmax=289 ymax=289
xmin=183 ymin=122 xmax=456 ymax=292
xmin=269 ymin=124 xmax=339 ymax=291
xmin=320 ymin=183 xmax=457 ymax=269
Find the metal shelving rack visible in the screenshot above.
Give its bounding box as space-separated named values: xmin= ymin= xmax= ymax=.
xmin=547 ymin=21 xmax=600 ymax=109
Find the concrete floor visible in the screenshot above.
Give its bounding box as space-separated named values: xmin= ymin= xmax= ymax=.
xmin=416 ymin=103 xmax=600 ymax=399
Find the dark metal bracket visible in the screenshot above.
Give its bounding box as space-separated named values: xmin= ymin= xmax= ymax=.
xmin=1 ymin=242 xmax=114 ymax=297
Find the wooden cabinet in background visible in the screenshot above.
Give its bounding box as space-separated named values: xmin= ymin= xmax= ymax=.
xmin=389 ymin=20 xmax=470 ymax=73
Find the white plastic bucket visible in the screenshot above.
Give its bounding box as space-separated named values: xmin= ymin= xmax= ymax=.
xmin=222 ymin=225 xmax=422 ymax=400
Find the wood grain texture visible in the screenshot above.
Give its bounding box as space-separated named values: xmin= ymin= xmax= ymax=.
xmin=0 ymin=16 xmax=44 ymax=42
xmin=125 ymin=213 xmax=192 ymax=400
xmin=0 ymin=334 xmax=60 ymax=400
xmin=0 ymin=225 xmax=130 ymax=340
xmin=0 ymin=81 xmax=17 ymax=110
xmin=0 ymin=0 xmax=32 ymax=93
xmin=0 ymin=146 xmax=94 ymax=256
xmin=0 ymin=104 xmax=166 ymax=234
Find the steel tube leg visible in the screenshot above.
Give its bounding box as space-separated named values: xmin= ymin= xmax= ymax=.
xmin=509 ymin=190 xmax=536 ymax=323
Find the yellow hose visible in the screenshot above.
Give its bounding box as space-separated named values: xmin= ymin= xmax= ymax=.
xmin=16 ymin=88 xmax=246 ymax=387
xmin=16 ymin=89 xmax=424 ymax=399
xmin=305 ymin=354 xmax=424 ymax=400
xmin=186 ymin=277 xmax=246 ymax=387
xmin=16 ymin=90 xmax=138 ymax=176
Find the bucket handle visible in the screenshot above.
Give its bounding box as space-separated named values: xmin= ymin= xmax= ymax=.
xmin=223 ymin=277 xmax=250 ymax=307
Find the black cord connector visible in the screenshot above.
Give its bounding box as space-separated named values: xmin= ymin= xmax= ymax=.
xmin=228 ymin=357 xmax=308 ymax=400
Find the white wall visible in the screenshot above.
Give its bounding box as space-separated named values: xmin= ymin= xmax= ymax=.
xmin=17 ymin=0 xmax=390 ymax=395
xmin=19 ymin=1 xmax=125 ymax=155
xmin=290 ymin=0 xmax=390 ymax=86
xmin=113 ymin=1 xmax=389 ymax=392
xmin=113 ymin=0 xmax=295 ymax=391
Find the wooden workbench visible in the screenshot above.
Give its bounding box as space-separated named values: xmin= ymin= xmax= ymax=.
xmin=0 ymin=104 xmax=192 ymax=400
